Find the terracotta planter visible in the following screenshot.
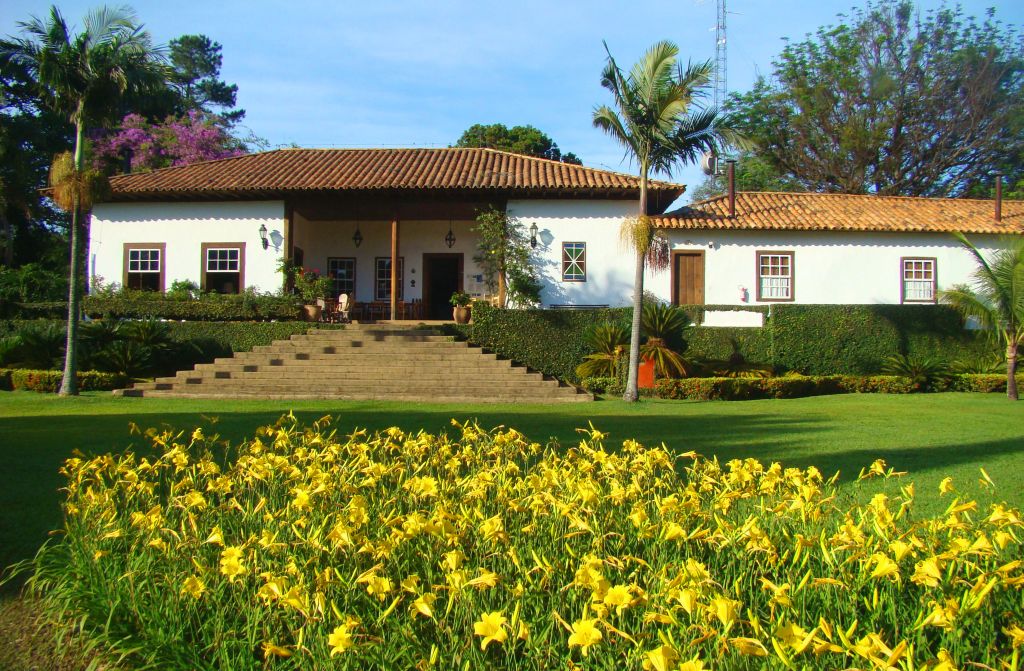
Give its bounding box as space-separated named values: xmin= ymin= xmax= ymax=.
xmin=303 ymin=304 xmax=322 ymax=322
xmin=638 ymin=357 xmax=656 ymax=389
xmin=452 ymin=305 xmax=471 ymax=324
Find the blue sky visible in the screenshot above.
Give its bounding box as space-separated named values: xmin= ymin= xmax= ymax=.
xmin=3 ymin=1 xmax=1022 ymax=202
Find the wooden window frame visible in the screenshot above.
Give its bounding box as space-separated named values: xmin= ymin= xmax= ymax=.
xmin=122 ymin=243 xmax=166 ymax=292
xmin=374 ymin=256 xmax=404 ymax=302
xmin=201 ymin=242 xmax=246 ymax=294
xmin=561 ymin=241 xmax=587 ymax=282
xmin=900 ymin=257 xmax=937 ymax=304
xmin=755 ymin=250 xmax=795 ymax=302
xmin=328 ymin=257 xmax=356 ymax=300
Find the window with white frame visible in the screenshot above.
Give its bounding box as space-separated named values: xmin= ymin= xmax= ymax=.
xmin=374 ymin=257 xmax=404 ymax=301
xmin=124 ymin=245 xmax=163 ymax=291
xmin=756 ymin=251 xmax=794 ymax=301
xmin=203 ymin=244 xmax=244 ymax=294
xmin=562 ymin=242 xmax=586 ymax=282
xmin=902 ymin=258 xmax=936 ymax=303
xmin=328 ymin=257 xmax=356 ymax=299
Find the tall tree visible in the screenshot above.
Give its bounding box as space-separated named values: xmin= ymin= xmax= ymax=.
xmin=0 ymin=5 xmax=164 ymax=395
xmin=941 ymin=235 xmax=1024 ymax=401
xmin=455 ymin=123 xmax=582 ymax=164
xmin=168 ymin=34 xmax=243 ymax=124
xmin=0 ymin=57 xmax=71 ymax=267
xmin=593 ymin=41 xmax=741 ymax=402
xmin=728 ymin=1 xmax=1024 ymax=196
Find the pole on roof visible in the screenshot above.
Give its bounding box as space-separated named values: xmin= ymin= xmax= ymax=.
xmin=995 ymin=173 xmax=1003 ymax=222
xmin=727 ymin=160 xmax=736 ymax=218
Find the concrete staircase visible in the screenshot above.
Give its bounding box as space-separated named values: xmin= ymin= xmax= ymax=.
xmin=115 ymin=324 xmax=591 ymax=403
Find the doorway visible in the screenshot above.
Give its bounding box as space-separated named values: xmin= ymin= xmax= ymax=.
xmin=422 ymin=253 xmax=463 ymax=320
xmin=672 ymin=251 xmax=705 ymax=305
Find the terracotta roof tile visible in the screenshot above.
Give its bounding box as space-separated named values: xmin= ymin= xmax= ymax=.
xmin=106 ymin=147 xmax=683 ymax=200
xmin=653 ymin=191 xmax=1024 ymax=235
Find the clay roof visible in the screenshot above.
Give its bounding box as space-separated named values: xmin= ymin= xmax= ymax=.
xmin=653 ymin=191 xmax=1024 ymax=235
xmin=105 ymin=147 xmax=685 ymax=203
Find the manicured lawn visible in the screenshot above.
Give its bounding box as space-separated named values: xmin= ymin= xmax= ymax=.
xmin=1 ymin=391 xmax=1022 ymax=590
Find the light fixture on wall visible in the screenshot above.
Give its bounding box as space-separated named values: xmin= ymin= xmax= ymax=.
xmin=529 ymin=222 xmax=539 ymax=249
xmin=352 ymin=221 xmax=363 ymax=248
xmin=445 ymin=220 xmax=456 ymax=248
xmin=258 ymin=224 xmax=269 ymax=249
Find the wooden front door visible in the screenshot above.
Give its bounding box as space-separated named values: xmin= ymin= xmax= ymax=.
xmin=672 ymin=251 xmax=705 ymax=305
xmin=422 ymin=253 xmax=463 ymax=320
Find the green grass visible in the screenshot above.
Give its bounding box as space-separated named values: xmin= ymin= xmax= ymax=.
xmin=1 ymin=391 xmax=1022 ymax=591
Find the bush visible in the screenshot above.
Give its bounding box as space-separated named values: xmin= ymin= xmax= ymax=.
xmin=950 ymin=373 xmax=1024 ymax=393
xmin=21 ymin=418 xmax=1023 ymax=669
xmin=655 ymin=375 xmax=916 ymax=400
xmin=579 ymin=376 xmax=619 ymax=394
xmin=2 ymin=368 xmax=127 ymax=392
xmin=11 ymin=290 xmax=302 ymax=321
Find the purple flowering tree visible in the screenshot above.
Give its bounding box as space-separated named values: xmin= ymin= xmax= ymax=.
xmin=93 ymin=111 xmax=246 ymax=173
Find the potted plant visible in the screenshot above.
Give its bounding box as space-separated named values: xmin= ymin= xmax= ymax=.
xmin=450 ymin=291 xmax=472 ymax=324
xmin=294 ymin=268 xmax=331 ymax=321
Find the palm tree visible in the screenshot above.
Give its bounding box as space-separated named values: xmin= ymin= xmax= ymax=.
xmin=1 ymin=6 xmax=164 ymax=394
xmin=593 ymin=41 xmax=741 ymax=402
xmin=940 ymin=234 xmax=1024 ymax=400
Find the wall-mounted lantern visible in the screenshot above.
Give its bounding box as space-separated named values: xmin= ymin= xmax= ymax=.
xmin=529 ymin=222 xmax=539 ymax=249
xmin=353 ymin=222 xmax=363 ymax=248
xmin=258 ymin=223 xmax=269 ymax=249
xmin=445 ymin=220 xmax=456 ymax=248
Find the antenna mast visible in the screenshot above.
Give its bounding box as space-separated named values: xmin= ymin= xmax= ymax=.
xmin=714 ymin=0 xmax=727 ymax=109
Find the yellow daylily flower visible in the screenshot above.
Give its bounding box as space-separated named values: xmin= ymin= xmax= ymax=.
xmin=218 ymin=546 xmax=245 ymax=581
xmin=567 ymin=618 xmax=602 ymax=656
xmin=180 ymin=575 xmax=205 ymax=599
xmin=642 ymin=644 xmax=678 ymax=671
xmin=473 ymin=611 xmax=508 ymax=650
xmin=328 ymin=618 xmax=358 ymax=656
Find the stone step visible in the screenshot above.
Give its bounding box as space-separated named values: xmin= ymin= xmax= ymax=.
xmin=116 ymin=325 xmax=592 ymax=403
xmin=116 ymin=389 xmax=590 ymax=403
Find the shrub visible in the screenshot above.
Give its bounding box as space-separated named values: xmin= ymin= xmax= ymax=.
xmin=3 ymin=368 xmax=127 ymax=392
xmin=950 ymin=374 xmax=1024 ymax=393
xmin=881 ymin=354 xmax=951 ymax=391
xmin=655 ymin=375 xmax=917 ymax=400
xmin=6 ymin=323 xmax=65 ymax=370
xmin=579 ymin=376 xmax=618 ymax=394
xmin=21 ymin=418 xmax=1024 ymax=670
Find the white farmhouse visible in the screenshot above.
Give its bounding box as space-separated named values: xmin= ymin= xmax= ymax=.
xmin=89 ymin=147 xmax=1023 ymax=322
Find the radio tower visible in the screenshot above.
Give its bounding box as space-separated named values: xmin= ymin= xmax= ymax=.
xmin=714 ymin=0 xmax=727 ymax=108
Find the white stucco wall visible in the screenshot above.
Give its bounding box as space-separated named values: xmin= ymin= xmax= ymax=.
xmin=652 ymin=230 xmax=1005 ymax=306
xmin=507 ymin=199 xmax=644 ymax=307
xmin=291 ymin=215 xmax=483 ymax=303
xmin=89 ymin=201 xmax=286 ymax=293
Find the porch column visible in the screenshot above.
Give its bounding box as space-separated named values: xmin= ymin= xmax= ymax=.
xmin=390 ymin=216 xmax=399 ymax=320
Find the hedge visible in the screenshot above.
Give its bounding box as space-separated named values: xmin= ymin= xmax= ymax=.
xmin=463 ymin=303 xmax=992 ymax=382
xmin=0 ymin=368 xmax=127 ymax=392
xmin=10 ymin=292 xmax=302 ymax=321
xmin=653 ymin=373 xmax=1023 ymax=401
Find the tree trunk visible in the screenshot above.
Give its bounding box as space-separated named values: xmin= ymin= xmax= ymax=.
xmin=623 ymin=171 xmax=649 ymax=403
xmin=59 ymin=121 xmax=86 ymax=396
xmin=1008 ymin=341 xmax=1019 ymax=401
xmin=497 ymin=268 xmax=507 ymax=308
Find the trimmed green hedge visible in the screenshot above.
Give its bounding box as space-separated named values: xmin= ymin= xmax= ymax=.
xmin=463 ymin=303 xmax=992 ymax=381
xmin=0 ymin=368 xmax=128 ymax=392
xmin=466 ymin=303 xmax=630 ymax=382
xmin=654 ymin=373 xmax=1023 ymax=401
xmin=11 ymin=292 xmax=302 ymax=321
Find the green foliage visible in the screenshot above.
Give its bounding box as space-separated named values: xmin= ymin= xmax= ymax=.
xmin=450 ymin=291 xmax=471 ymax=307
xmin=1 ymin=368 xmax=126 ymax=392
xmin=578 ymin=376 xmax=620 ymax=395
xmin=655 ymin=375 xmax=918 ymax=400
xmin=92 ymin=340 xmax=152 ymax=378
xmin=575 ymin=323 xmax=630 ymax=379
xmin=293 ymin=268 xmax=331 ymax=304
xmin=167 ymin=34 xmax=244 ymax=124
xmin=639 ymin=303 xmax=693 ymax=378
xmin=465 ymin=303 xmax=987 ymax=383
xmin=454 ymin=123 xmax=581 ymax=164
xmin=950 ymin=374 xmax=1024 ymax=394
xmin=5 ymin=322 xmax=64 ymax=369
xmin=726 ymin=1 xmax=1024 ymax=196
xmin=881 ymin=353 xmax=951 ymax=391
xmin=472 ymin=208 xmax=539 ymax=307
xmin=0 ymin=263 xmax=68 ymax=303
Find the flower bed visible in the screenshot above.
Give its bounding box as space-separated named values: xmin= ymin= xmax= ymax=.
xmin=0 ymin=368 xmax=127 ymax=392
xmin=23 ymin=418 xmax=1024 ymax=669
